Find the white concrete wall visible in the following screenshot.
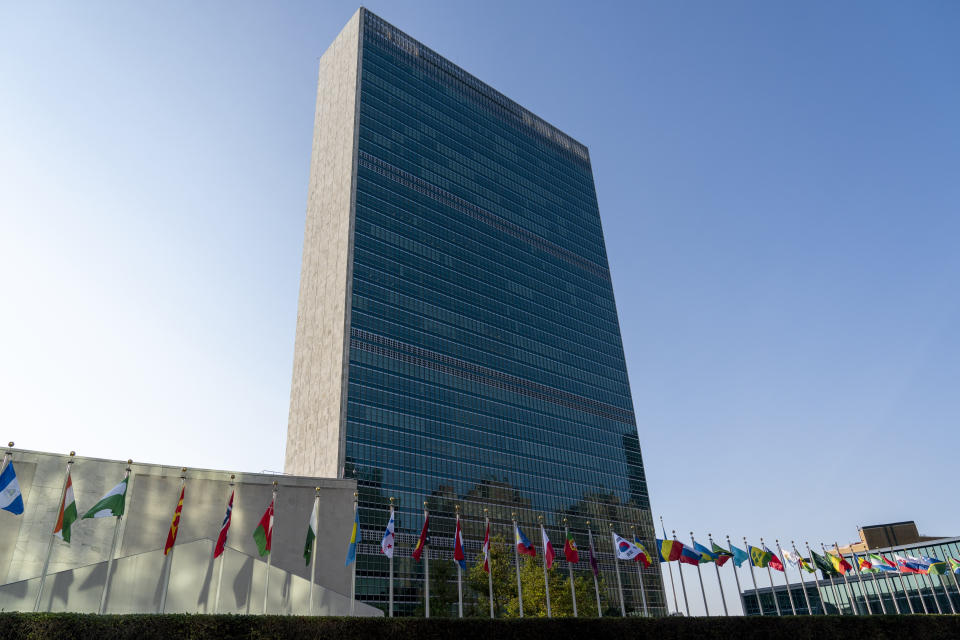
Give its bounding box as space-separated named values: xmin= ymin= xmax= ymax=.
xmin=285 ymin=7 xmax=363 ymax=478
xmin=0 ymin=448 xmax=379 ymax=615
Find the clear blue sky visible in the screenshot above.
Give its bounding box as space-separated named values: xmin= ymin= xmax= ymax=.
xmin=1 ymin=0 xmax=957 ymax=614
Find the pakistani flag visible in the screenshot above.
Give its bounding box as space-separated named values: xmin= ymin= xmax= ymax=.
xmin=53 ymin=472 xmax=78 ymax=542
xmin=82 ymin=476 xmax=128 ymax=519
xmin=304 ymin=498 xmax=319 ymax=566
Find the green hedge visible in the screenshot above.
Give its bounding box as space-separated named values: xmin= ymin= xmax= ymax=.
xmin=1 ymin=613 xmax=958 ymax=640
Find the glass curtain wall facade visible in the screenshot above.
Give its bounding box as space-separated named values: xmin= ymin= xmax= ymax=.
xmin=338 ymin=10 xmax=659 ymax=615
xmin=742 ymin=537 xmax=960 ymax=615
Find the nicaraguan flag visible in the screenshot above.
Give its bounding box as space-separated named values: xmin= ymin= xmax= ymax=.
xmin=0 ymin=462 xmax=24 ymax=515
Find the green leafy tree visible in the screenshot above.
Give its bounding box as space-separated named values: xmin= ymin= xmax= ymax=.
xmin=466 ymin=535 xmax=609 ymax=617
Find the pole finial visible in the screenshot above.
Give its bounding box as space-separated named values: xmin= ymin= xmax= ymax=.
xmin=423 ymin=500 xmax=428 ymax=509
xmin=315 ymin=486 xmax=321 ymax=492
xmin=181 ymin=467 xmax=187 ymax=473
xmin=512 ymin=511 xmax=516 ymax=520
xmin=456 ymin=504 xmax=460 ymax=514
xmin=564 ymin=517 xmax=568 ymax=525
xmin=230 ymin=473 xmax=235 ymax=480
xmin=390 ymin=496 xmax=395 ymax=505
xmin=127 ymin=459 xmax=133 ymax=465
xmin=273 ymin=479 xmax=278 ymax=488
xmin=69 ymin=451 xmax=76 ymax=457
xmin=586 ymin=520 xmax=591 ymax=527
xmin=483 ymin=507 xmax=488 ymax=515
xmin=538 ymin=514 xmax=543 ymax=523
xmin=7 ymin=442 xmax=13 ymax=448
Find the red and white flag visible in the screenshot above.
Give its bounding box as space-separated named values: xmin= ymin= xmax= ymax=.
xmin=541 ymin=525 xmax=555 ymax=570
xmin=482 ymin=522 xmax=491 ymax=573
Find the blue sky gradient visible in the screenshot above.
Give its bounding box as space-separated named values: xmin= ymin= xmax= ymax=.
xmin=1 ymin=1 xmax=957 ymax=614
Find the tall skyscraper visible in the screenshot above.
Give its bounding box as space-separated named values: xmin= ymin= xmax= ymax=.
xmin=286 ymin=8 xmax=661 ymax=615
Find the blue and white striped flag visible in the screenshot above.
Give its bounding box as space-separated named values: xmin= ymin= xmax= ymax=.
xmin=0 ymin=462 xmax=24 ymax=515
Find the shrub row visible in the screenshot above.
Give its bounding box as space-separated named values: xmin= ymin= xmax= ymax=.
xmin=1 ymin=613 xmax=959 ymax=640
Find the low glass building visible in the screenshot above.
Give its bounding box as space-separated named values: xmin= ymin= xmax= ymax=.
xmin=741 ymin=536 xmax=960 ymax=615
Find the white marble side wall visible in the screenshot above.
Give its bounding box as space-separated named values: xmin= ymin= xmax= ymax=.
xmin=284 ymin=8 xmax=363 ymax=478
xmin=0 ymin=448 xmax=358 ymax=601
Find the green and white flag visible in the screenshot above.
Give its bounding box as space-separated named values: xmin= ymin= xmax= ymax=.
xmin=304 ymin=497 xmax=319 ymax=566
xmin=82 ymin=477 xmax=128 ymax=519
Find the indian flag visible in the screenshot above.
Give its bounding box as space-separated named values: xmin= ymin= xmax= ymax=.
xmin=53 ymin=471 xmax=78 ymax=542
xmin=82 ymin=476 xmax=128 ymax=519
xmin=303 ymin=498 xmax=319 ymax=566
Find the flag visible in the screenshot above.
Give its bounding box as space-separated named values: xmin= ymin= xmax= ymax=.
xmin=613 ymin=533 xmax=642 ymax=560
xmin=412 ymin=513 xmax=429 ymax=561
xmin=693 ymin=541 xmax=718 ymax=563
xmin=712 ymin=542 xmax=733 ymax=567
xmin=812 ymin=551 xmax=838 ymax=576
xmin=0 ymin=462 xmax=24 ymax=515
xmin=923 ymin=557 xmax=948 ymax=575
xmin=542 ymin=526 xmax=555 ymax=569
xmin=454 ymin=517 xmax=466 ymax=570
xmin=764 ymin=545 xmax=784 ymax=571
xmin=380 ymin=508 xmax=395 ymax=559
xmin=304 ymin=498 xmax=320 ymax=565
xmin=657 ymin=538 xmax=682 ymax=562
xmin=82 ymin=476 xmax=128 ymax=519
xmin=53 ymin=471 xmax=78 ymax=543
xmin=730 ymin=544 xmax=750 ymax=568
xmin=345 ymin=507 xmax=361 ymax=566
xmin=565 ymin=530 xmax=579 ymax=563
xmin=895 ymin=555 xmax=928 ymax=574
xmin=482 ymin=522 xmax=491 ymax=574
xmin=633 ymin=535 xmax=652 ymax=568
xmin=827 ymin=551 xmax=852 ymax=575
xmin=163 ymin=485 xmax=185 ymax=555
xmin=797 ymin=555 xmax=817 ymax=573
xmin=515 ymin=523 xmax=536 ymax=557
xmin=749 ymin=545 xmax=772 ymax=568
xmin=853 ymin=552 xmax=875 ymax=573
xmin=213 ymin=491 xmax=233 ymax=559
xmin=867 ymin=554 xmax=897 ymax=572
xmin=948 ymin=558 xmax=960 ymax=574
xmin=679 ymin=543 xmax=701 ymax=566
xmin=253 ymin=499 xmax=274 ymax=557
xmin=589 ymin=541 xmax=600 ymax=577
xmin=782 ymin=549 xmax=800 ymax=568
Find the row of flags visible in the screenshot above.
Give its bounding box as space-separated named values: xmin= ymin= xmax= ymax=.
xmin=654 ymin=534 xmax=960 ymax=580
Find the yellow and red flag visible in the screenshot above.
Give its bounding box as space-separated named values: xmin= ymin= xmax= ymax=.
xmin=164 ymin=486 xmax=185 ymax=555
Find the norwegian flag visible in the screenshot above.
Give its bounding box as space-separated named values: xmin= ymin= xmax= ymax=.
xmin=483 ymin=522 xmax=491 ymax=573
xmin=213 ymin=490 xmax=234 ymax=558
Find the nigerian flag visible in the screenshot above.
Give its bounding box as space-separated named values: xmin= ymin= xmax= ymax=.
xmin=82 ymin=476 xmax=128 ymax=519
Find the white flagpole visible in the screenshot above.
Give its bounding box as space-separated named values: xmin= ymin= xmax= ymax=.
xmin=661 ymin=516 xmax=680 ymax=614
xmin=350 ymin=492 xmax=359 ymax=616
xmin=309 ymin=488 xmax=321 ymax=615
xmin=707 ymin=534 xmax=728 ymax=616
xmin=878 ymin=554 xmax=901 ymax=614
xmin=632 ymin=526 xmax=648 ymax=617
xmin=611 ymin=525 xmax=625 ymax=616
xmin=35 ymin=451 xmax=75 ymax=612
xmin=485 ymin=509 xmax=493 ymax=618
xmin=724 ymin=536 xmax=743 ymax=615
xmin=566 ymin=519 xmax=578 ymax=618
xmin=457 ymin=506 xmax=464 ymax=619
xmin=759 ymin=538 xmax=782 ymax=616
xmin=689 ymin=532 xmax=709 ymax=616
xmin=775 ymin=539 xmax=797 ymax=615
xmin=844 ymin=546 xmax=874 ymax=614
xmin=863 ymin=557 xmax=888 ymax=615
xmin=790 ymin=542 xmax=813 ymax=614
xmin=0 ymin=442 xmax=11 ymax=473
xmin=540 ymin=516 xmax=552 ymax=618
xmin=159 ymin=467 xmax=187 ymax=613
xmin=672 ymin=531 xmax=690 ymax=616
xmin=744 ymin=537 xmax=763 ymax=615
xmin=423 ymin=502 xmax=430 ymax=619
xmin=263 ymin=480 xmax=277 ymax=615
xmin=388 ymin=497 xmax=394 ymax=618
xmin=588 ymin=522 xmax=601 ymax=617
xmin=512 ymin=512 xmax=523 ymax=618
xmin=99 ymin=459 xmax=132 ymax=614
xmin=214 ymin=474 xmax=234 ymax=614
xmin=820 ymin=542 xmax=850 ymax=614
xmin=922 ymin=569 xmax=943 ymax=614
xmin=939 ymin=566 xmax=956 ymax=614
xmin=893 ymin=557 xmax=916 ymax=614
xmin=831 ymin=542 xmax=860 ymax=615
